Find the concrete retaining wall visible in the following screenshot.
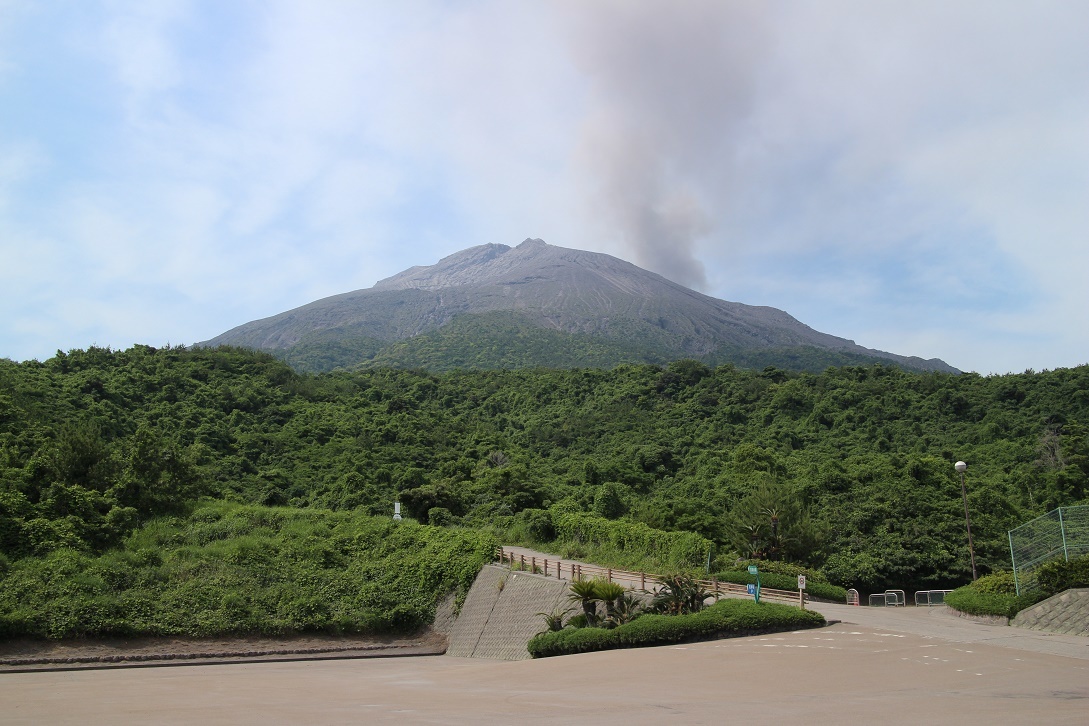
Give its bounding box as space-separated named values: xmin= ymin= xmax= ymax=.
xmin=446 ymin=565 xmax=570 ymax=660
xmin=1011 ymin=588 xmax=1089 ymax=637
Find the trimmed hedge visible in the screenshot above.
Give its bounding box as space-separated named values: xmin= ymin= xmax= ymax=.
xmin=968 ymin=570 xmax=1018 ymax=596
xmin=527 ymin=598 xmax=825 ymax=658
xmin=714 ymin=570 xmax=847 ymax=602
xmin=943 ymin=587 xmax=1043 ymax=619
xmin=944 ymin=588 xmax=1015 ymax=619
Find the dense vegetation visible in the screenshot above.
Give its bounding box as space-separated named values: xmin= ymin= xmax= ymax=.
xmin=0 ymin=502 xmax=496 ymax=639
xmin=276 ymin=310 xmax=943 ymax=374
xmin=527 ymin=598 xmax=825 ymax=658
xmin=1 ymin=345 xmax=1087 ymax=608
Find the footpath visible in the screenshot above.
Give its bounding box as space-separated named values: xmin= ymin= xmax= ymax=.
xmin=495 ymin=545 xmax=1089 ymax=662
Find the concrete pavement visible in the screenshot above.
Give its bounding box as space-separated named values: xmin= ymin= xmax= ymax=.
xmin=3 ymin=624 xmax=1086 ymax=724
xmin=499 ymin=545 xmax=1089 ymax=661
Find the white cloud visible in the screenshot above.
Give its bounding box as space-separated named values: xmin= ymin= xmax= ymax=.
xmin=682 ymin=2 xmax=1089 ymax=372
xmin=1 ymin=1 xmax=1087 ymax=373
xmin=100 ymin=0 xmax=188 ymax=102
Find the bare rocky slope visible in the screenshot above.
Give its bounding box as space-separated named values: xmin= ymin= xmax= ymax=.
xmin=200 ymin=238 xmax=954 ymax=373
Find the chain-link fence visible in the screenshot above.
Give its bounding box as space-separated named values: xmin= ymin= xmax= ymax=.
xmin=1008 ymin=505 xmax=1089 ymax=595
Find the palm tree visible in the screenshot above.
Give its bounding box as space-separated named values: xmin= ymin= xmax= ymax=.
xmin=568 ymin=579 xmax=602 ymax=626
xmin=595 ymin=581 xmax=627 ymax=623
xmin=610 ymin=592 xmax=643 ymax=625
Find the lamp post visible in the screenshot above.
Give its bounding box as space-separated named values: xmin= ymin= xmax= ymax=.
xmin=769 ymin=514 xmax=779 ymax=561
xmin=954 ymin=461 xmax=977 ymax=581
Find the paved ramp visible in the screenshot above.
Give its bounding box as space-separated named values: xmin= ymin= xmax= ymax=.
xmin=1011 ymin=588 xmax=1089 ymax=636
xmin=446 ymin=565 xmax=570 ymax=660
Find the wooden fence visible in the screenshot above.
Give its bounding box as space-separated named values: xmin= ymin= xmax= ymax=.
xmin=495 ymin=547 xmax=806 ymax=607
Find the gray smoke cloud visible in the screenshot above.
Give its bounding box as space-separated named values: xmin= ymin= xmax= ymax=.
xmin=558 ymin=1 xmax=770 ymax=290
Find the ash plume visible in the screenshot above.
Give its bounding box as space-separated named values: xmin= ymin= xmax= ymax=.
xmin=559 ymin=0 xmax=770 ymax=290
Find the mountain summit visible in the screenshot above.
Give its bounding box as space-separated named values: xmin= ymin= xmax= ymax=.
xmin=200 ymin=239 xmax=955 ymax=373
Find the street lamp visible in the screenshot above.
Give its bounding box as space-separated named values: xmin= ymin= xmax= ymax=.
xmin=954 ymin=461 xmax=977 ymax=581
xmin=769 ymin=514 xmax=779 ymax=561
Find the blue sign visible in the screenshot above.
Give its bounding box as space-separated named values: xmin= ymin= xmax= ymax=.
xmin=746 ymin=583 xmax=756 ymax=595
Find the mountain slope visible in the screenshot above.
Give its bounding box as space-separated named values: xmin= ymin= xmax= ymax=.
xmin=201 ymin=239 xmax=955 ymax=373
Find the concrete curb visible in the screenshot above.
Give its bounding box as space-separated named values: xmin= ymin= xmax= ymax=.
xmin=0 ymin=643 xmax=447 ymax=674
xmin=946 ymin=608 xmax=1010 ymax=627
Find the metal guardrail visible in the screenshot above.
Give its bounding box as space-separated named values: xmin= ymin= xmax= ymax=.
xmin=495 ymin=551 xmax=965 ymax=612
xmin=495 ymin=547 xmax=806 ymax=606
xmin=868 ymin=590 xmax=906 ymax=606
xmin=914 ymin=589 xmax=953 ymax=606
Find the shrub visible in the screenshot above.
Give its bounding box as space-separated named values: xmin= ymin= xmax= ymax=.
xmin=649 ymin=574 xmax=710 ymax=615
xmin=610 ymin=592 xmax=643 ymax=625
xmin=427 ymin=507 xmax=453 ymax=527
xmin=944 ymin=587 xmax=1018 ymax=619
xmin=970 ymin=570 xmax=1017 ymax=596
xmin=528 ymin=625 xmax=620 ymax=657
xmin=1036 ymin=554 xmax=1089 ymax=595
xmin=567 ymin=613 xmax=589 ymax=629
xmin=945 ymin=555 xmax=1089 ymax=620
xmin=527 ymin=598 xmax=825 ymax=658
xmin=730 ymin=559 xmax=830 ymax=582
xmin=0 ymin=503 xmax=498 ymax=639
xmin=616 ymin=612 xmax=691 ymax=646
xmin=536 ymin=607 xmax=575 ymax=635
xmin=714 ymin=570 xmax=846 ymax=602
xmin=944 ymin=587 xmax=1045 ymax=619
xmin=519 ymin=509 xmax=556 ymax=542
xmin=551 ymin=512 xmax=712 ymax=571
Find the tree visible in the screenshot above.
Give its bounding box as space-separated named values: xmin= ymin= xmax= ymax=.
xmin=592 ymin=482 xmax=627 ymax=519
xmin=568 ymin=579 xmax=602 ymax=626
xmin=725 ymin=481 xmax=822 ymax=564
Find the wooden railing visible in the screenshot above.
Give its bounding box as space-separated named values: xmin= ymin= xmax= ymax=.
xmin=495 ymin=547 xmax=806 ymax=607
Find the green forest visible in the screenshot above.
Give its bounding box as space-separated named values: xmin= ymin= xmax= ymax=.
xmin=1 ymin=344 xmax=1087 ymax=637
xmin=274 ymin=310 xmax=944 ymax=375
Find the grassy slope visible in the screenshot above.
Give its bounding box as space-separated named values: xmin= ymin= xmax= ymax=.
xmin=0 ymin=502 xmax=497 ymax=639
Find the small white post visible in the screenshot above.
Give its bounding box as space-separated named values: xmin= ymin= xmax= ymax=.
xmin=393 ymin=502 xmax=402 ymax=521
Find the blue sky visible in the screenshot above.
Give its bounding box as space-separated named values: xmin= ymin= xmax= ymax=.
xmin=1 ymin=1 xmax=1087 ymax=374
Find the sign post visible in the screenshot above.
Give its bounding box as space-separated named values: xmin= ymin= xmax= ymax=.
xmin=748 ymin=565 xmax=760 ymax=603
xmin=797 ymin=574 xmax=807 ymax=609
